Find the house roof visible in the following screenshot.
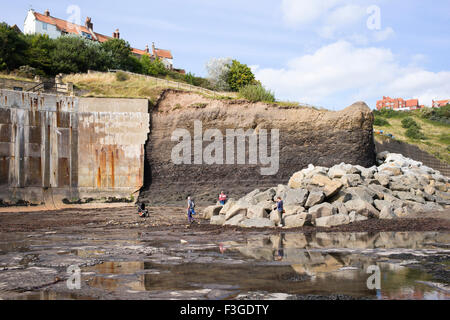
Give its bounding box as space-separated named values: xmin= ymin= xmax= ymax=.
xmin=154 ymin=48 xmax=173 ymax=59
xmin=33 ymin=10 xmax=173 ymax=60
xmin=33 ymin=11 xmax=112 ymax=43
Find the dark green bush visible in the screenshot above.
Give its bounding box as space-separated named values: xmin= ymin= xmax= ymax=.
xmin=115 ymin=71 xmax=129 ymax=81
xmin=238 ymin=84 xmax=275 ymax=102
xmin=401 ymin=117 xmax=420 ymax=129
xmin=405 ymin=127 xmax=426 ymax=140
xmin=374 ymin=117 xmax=390 ymax=126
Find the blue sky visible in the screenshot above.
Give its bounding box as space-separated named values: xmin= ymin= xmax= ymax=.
xmin=2 ymin=0 xmax=450 ymax=109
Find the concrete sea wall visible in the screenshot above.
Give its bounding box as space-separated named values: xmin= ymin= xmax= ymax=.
xmin=0 ymin=89 xmax=149 ymax=205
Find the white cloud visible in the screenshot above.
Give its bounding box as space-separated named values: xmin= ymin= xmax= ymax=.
xmin=281 ymin=0 xmax=394 ymax=43
xmin=254 ymin=41 xmax=450 ymax=109
xmin=373 ymin=27 xmax=395 ymax=42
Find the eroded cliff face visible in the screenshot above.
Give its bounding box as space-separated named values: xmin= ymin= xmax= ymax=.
xmin=139 ymin=90 xmax=375 ymax=205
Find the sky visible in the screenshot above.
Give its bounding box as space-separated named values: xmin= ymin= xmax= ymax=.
xmin=2 ymin=0 xmax=450 ymax=109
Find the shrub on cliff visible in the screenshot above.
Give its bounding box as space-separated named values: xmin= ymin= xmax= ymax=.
xmin=0 ymin=23 xmax=28 ymax=71
xmin=374 ymin=117 xmax=390 ymax=126
xmin=401 ymin=117 xmax=420 ymax=129
xmin=227 ymin=60 xmax=256 ymax=92
xmin=405 ymin=127 xmax=426 ymax=140
xmin=238 ymin=84 xmax=275 ymax=102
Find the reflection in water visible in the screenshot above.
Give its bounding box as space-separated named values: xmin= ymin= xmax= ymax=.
xmin=78 ymin=232 xmax=449 ymax=300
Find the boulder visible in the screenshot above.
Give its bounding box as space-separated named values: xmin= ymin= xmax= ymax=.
xmin=309 ymin=203 xmax=336 ymax=220
xmin=247 ymin=203 xmax=271 ymax=219
xmin=252 ymin=188 xmax=276 ymax=203
xmin=210 ymin=215 xmax=226 ymax=225
xmin=373 ymin=200 xmax=392 ymax=211
xmin=393 ymin=191 xmax=425 ymax=204
xmin=284 ymin=214 xmax=308 ymax=228
xmin=219 ymin=198 xmax=236 ymax=215
xmin=424 ymin=185 xmax=436 ymax=195
xmin=242 ymin=189 xmax=261 ymax=204
xmin=380 ymin=166 xmax=402 ymax=176
xmin=344 ymin=199 xmax=380 ymax=218
xmin=374 ymin=173 xmax=390 ymax=187
xmin=202 ymin=205 xmax=223 ymax=219
xmin=305 ymin=190 xmax=325 ymax=208
xmin=379 ymin=206 xmax=397 ymax=220
xmin=288 ymin=171 xmax=305 ymax=189
xmin=341 ymin=174 xmax=362 ymax=187
xmin=355 ymin=165 xmax=377 ymax=179
xmin=310 ymin=174 xmax=343 ymax=198
xmin=347 ymin=186 xmax=375 ymax=204
xmin=328 ymin=165 xmax=347 ymax=179
xmin=284 ymin=188 xmax=309 ymax=206
xmin=349 ymin=211 xmax=369 ymax=223
xmin=269 ymin=210 xmax=281 ymax=225
xmin=284 ymin=205 xmax=306 ymax=217
xmin=332 ymin=201 xmax=348 ymax=215
xmin=367 ymin=184 xmax=392 ymax=200
xmin=315 ymin=214 xmax=351 ymax=228
xmin=224 ymin=213 xmax=246 ymax=226
xmin=225 ymin=202 xmax=249 ymax=221
xmin=241 ymin=218 xmax=275 ymax=228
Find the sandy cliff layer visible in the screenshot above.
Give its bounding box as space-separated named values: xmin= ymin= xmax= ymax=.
xmin=139 ymin=90 xmax=376 ymax=205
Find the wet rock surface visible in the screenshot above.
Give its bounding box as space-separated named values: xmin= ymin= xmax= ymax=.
xmin=0 ymin=205 xmax=449 ymax=300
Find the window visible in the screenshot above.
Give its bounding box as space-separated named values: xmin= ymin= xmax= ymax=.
xmin=42 ymin=23 xmax=47 ymax=30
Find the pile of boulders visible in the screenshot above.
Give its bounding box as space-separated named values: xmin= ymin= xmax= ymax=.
xmin=203 ymin=152 xmax=450 ymax=228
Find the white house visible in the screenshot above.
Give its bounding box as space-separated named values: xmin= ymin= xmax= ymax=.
xmin=24 ymin=9 xmax=63 ymax=39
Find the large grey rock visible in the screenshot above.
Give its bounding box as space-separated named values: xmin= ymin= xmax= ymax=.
xmin=224 ymin=213 xmax=246 ymax=226
xmin=242 ymin=189 xmax=261 ymax=204
xmin=315 ymin=214 xmax=350 ymax=228
xmin=284 ymin=214 xmax=308 ymax=228
xmin=393 ymin=191 xmax=425 ymax=204
xmin=252 ymin=189 xmax=276 ymax=203
xmin=332 ymin=201 xmax=348 ymax=215
xmin=247 ymin=203 xmax=271 ymax=219
xmin=305 ymin=190 xmax=325 ymax=208
xmin=309 ymin=203 xmax=336 ymax=220
xmin=355 ymin=165 xmax=377 ymax=179
xmin=374 ymin=200 xmax=392 ymax=211
xmin=202 ymin=205 xmax=223 ymax=219
xmin=219 ymin=198 xmax=236 ymax=215
xmin=341 ymin=174 xmax=362 ymax=187
xmin=241 ymin=218 xmax=275 ymax=228
xmin=210 ymin=215 xmax=226 ymax=225
xmin=285 ymin=188 xmax=309 ymax=206
xmin=269 ymin=210 xmax=281 ymax=225
xmin=284 ymin=205 xmax=305 ymax=217
xmin=349 ymin=211 xmax=369 ymax=223
xmin=344 ymin=199 xmax=380 ymax=218
xmin=328 ymin=165 xmax=347 ymax=179
xmin=225 ymin=202 xmax=249 ymax=221
xmin=367 ymin=184 xmax=392 ymax=200
xmin=347 ymin=186 xmax=376 ymax=204
xmin=374 ymin=173 xmax=390 ymax=187
xmin=310 ymin=174 xmax=343 ymax=198
xmin=379 ymin=206 xmax=397 ymax=220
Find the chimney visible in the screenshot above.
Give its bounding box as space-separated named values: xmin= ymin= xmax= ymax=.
xmin=152 ymin=42 xmax=156 ymax=56
xmin=44 ymin=9 xmax=50 ymax=17
xmin=145 ymin=45 xmax=149 ymax=54
xmin=85 ymin=17 xmax=93 ymax=30
xmin=113 ymin=29 xmax=120 ymax=39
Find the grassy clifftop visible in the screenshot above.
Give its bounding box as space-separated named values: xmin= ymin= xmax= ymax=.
xmin=373 ymin=107 xmax=450 ymax=164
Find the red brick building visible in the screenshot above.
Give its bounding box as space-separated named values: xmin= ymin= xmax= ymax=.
xmin=376 ymin=96 xmax=420 ymax=111
xmin=432 ymin=99 xmax=450 ymax=108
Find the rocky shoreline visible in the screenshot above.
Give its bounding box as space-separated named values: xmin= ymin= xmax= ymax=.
xmin=203 ymin=152 xmax=450 ymax=228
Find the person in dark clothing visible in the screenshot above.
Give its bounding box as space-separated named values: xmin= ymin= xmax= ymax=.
xmin=187 ymin=197 xmax=196 ymax=224
xmin=137 ymin=203 xmax=149 ymax=218
xmin=276 ymin=197 xmax=284 ymax=227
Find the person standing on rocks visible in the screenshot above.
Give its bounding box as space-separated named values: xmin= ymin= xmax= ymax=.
xmin=219 ymin=191 xmax=228 ymax=205
xmin=276 ymin=197 xmax=284 ymax=227
xmin=187 ymin=197 xmax=196 ymax=224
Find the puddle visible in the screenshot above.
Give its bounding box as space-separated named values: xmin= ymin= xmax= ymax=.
xmin=1 ymin=231 xmax=448 ymax=300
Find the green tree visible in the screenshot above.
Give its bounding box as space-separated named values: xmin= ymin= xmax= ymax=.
xmin=100 ymin=38 xmax=133 ymax=70
xmin=0 ymin=23 xmax=28 ymax=71
xmin=226 ymin=60 xmax=256 ymax=92
xmin=140 ymin=55 xmax=167 ymax=76
xmin=50 ymin=35 xmax=102 ymax=74
xmin=24 ymin=34 xmax=56 ymax=75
